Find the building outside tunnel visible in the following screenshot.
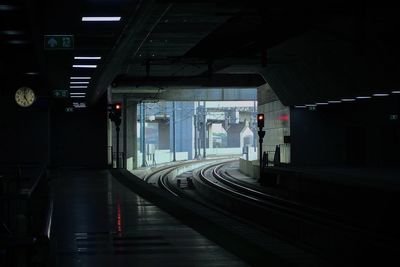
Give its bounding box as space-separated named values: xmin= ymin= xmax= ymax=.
xmin=109 ymin=100 xmax=263 ymax=169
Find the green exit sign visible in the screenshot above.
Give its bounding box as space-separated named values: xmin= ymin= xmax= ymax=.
xmin=390 ymin=114 xmax=398 ymax=120
xmin=52 ymin=90 xmax=69 ymax=98
xmin=44 ymin=35 xmax=74 ymax=49
xmin=65 ymin=107 xmax=74 ymax=113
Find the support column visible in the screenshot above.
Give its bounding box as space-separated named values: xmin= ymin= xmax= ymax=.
xmin=202 ymin=101 xmax=206 ymax=159
xmin=126 ymin=100 xmax=138 ymax=170
xmin=107 ymin=116 xmax=113 ymax=166
xmin=140 ymin=102 xmax=146 ymax=167
xmin=123 ymin=95 xmax=127 ymax=168
xmin=172 ymin=101 xmax=176 ymax=161
xmin=194 ymin=114 xmax=198 ymax=159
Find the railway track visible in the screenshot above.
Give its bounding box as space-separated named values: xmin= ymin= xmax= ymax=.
xmin=143 ymin=159 xmax=400 ymax=265
xmin=191 ymin=161 xmax=400 ymax=266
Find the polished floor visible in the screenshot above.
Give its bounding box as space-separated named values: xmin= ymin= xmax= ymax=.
xmin=49 ymin=169 xmax=247 ymax=266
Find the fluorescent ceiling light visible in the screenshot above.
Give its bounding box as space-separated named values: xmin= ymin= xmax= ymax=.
xmin=305 ymin=104 xmax=316 ymax=107
xmin=74 ymin=56 xmax=101 ymax=60
xmin=8 ymin=40 xmax=27 ymax=44
xmin=82 ymin=17 xmax=121 ymax=22
xmin=1 ymin=30 xmax=23 ymax=35
xmin=328 ymin=100 xmax=341 ymax=103
xmin=71 ymin=95 xmax=85 ymax=98
xmin=73 ymin=64 xmax=97 ymax=68
xmin=373 ymin=93 xmax=389 ymax=96
xmin=316 ymin=102 xmax=328 ymax=105
xmin=70 ymin=81 xmax=89 ymax=84
xmin=392 ymin=91 xmax=400 ymax=94
xmin=26 ymin=72 xmax=38 ymax=75
xmin=356 ymin=96 xmax=371 ymax=99
xmin=294 ymin=105 xmax=306 ymax=108
xmin=70 ymin=92 xmax=86 ymax=95
xmin=341 ymin=98 xmax=355 ymax=102
xmin=0 ymin=4 xmax=17 ymax=11
xmin=70 ymin=77 xmax=91 ymax=80
xmin=70 ymin=86 xmax=88 ymax=89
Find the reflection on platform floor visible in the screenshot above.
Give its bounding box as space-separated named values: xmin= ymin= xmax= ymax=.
xmin=50 ymin=169 xmax=247 ymax=267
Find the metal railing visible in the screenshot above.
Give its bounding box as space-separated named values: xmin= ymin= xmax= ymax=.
xmin=0 ymin=163 xmax=51 ymax=266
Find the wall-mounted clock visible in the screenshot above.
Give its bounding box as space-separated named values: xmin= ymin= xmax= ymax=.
xmin=15 ymin=87 xmax=36 ymax=107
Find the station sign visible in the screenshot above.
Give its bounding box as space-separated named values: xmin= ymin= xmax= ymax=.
xmin=52 ymin=90 xmax=69 ymax=98
xmin=44 ymin=35 xmax=74 ymax=50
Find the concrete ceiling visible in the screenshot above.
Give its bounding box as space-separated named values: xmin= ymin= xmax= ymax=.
xmin=2 ymin=2 xmax=400 ymax=107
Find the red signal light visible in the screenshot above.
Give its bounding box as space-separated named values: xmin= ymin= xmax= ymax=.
xmin=115 ymin=104 xmax=121 ymax=110
xmin=257 ymin=113 xmax=264 ymax=128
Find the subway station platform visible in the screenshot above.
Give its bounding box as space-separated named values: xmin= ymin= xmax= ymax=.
xmin=49 ymin=169 xmax=246 ymax=267
xmin=48 ymin=169 xmax=332 ymax=267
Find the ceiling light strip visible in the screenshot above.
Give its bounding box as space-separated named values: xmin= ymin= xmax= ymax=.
xmin=1 ymin=30 xmax=24 ymax=35
xmin=72 ymin=65 xmax=97 ymax=68
xmin=70 ymin=77 xmax=91 ymax=80
xmin=74 ymin=56 xmax=101 ymax=60
xmin=373 ymin=93 xmax=389 ymax=96
xmin=0 ymin=4 xmax=17 ymax=11
xmin=70 ymin=81 xmax=89 ymax=84
xmin=82 ymin=17 xmax=121 ymax=22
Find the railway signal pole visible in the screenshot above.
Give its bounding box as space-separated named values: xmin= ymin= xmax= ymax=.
xmin=257 ymin=113 xmax=265 ymax=180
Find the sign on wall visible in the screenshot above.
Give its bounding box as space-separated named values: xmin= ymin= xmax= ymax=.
xmin=44 ymin=35 xmax=74 ymax=50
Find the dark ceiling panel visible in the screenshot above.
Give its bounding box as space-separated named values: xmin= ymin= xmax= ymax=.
xmin=0 ymin=0 xmax=41 ymax=92
xmin=29 ymin=0 xmax=141 ymax=104
xmin=3 ymin=2 xmax=400 ymax=107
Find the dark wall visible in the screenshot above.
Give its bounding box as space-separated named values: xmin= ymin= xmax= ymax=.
xmin=50 ymin=95 xmax=108 ymax=168
xmin=262 ymin=13 xmax=400 ymax=106
xmin=1 ymin=81 xmax=108 ymax=168
xmin=0 ymin=86 xmax=50 ymax=164
xmin=291 ymin=96 xmax=400 ymax=167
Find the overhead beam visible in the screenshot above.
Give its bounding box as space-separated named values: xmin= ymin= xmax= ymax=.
xmin=112 ymin=73 xmax=265 ymax=88
xmin=112 ymin=87 xmax=257 ymax=101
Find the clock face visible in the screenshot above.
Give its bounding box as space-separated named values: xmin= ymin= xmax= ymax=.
xmin=15 ymin=87 xmax=36 ymax=107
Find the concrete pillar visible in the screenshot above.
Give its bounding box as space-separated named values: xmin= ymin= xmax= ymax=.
xmin=172 ymin=101 xmax=176 ymax=161
xmin=257 ymin=82 xmax=290 ymax=164
xmin=194 ymin=114 xmax=198 ymax=158
xmin=140 ymin=103 xmax=146 ymax=167
xmin=107 ymin=116 xmax=113 ymax=166
xmin=202 ymin=101 xmax=207 ymax=158
xmin=125 ymin=100 xmax=138 ymax=170
xmin=208 ymin=123 xmax=213 ymax=148
xmin=123 ymin=95 xmax=127 ymax=168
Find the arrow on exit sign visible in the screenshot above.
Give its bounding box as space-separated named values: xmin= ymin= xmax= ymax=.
xmin=44 ymin=35 xmax=74 ymax=50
